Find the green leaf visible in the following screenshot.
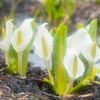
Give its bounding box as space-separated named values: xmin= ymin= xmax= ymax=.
xmin=77 ymin=53 xmax=94 ymax=82
xmin=88 ymin=19 xmax=97 ymax=42
xmin=77 ymin=23 xmax=86 ymax=30
xmin=87 ymin=67 xmax=100 ymax=80
xmin=22 ymin=21 xmax=36 ymax=76
xmin=69 ymin=82 xmax=86 ymax=94
xmin=77 ymin=19 xmax=97 ymax=42
xmin=52 ymin=23 xmax=69 ymax=95
xmin=42 ymin=78 xmax=57 ymax=93
xmin=53 ymin=0 xmax=60 ymax=5
xmin=77 ymin=53 xmax=89 ymax=82
xmin=5 ymin=44 xmax=18 ymax=74
xmin=77 ymin=54 xmax=99 ymax=83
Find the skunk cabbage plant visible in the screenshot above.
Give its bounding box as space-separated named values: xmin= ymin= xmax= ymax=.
xmin=6 ymin=18 xmax=36 ymax=78
xmin=76 ymin=19 xmax=100 ymax=82
xmin=33 ymin=23 xmax=53 ymax=83
xmin=0 ymin=19 xmax=13 ymax=66
xmin=63 ymin=48 xmax=85 ymax=94
xmin=11 ymin=19 xmax=35 ymax=78
xmin=67 ymin=27 xmax=100 ymax=81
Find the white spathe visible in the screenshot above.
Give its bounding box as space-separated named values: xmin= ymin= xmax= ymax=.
xmin=67 ymin=28 xmax=100 ymax=63
xmin=33 ymin=23 xmax=53 ymax=61
xmin=82 ymin=43 xmax=100 ymax=63
xmin=63 ymin=48 xmax=85 ymax=79
xmin=0 ymin=19 xmax=13 ymax=51
xmin=11 ymin=18 xmax=34 ymax=53
xmin=67 ymin=29 xmax=92 ymax=55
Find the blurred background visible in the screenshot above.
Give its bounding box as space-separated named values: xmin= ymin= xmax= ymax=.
xmin=0 ymin=0 xmax=100 ymax=35
xmin=0 ymin=0 xmax=100 ymax=68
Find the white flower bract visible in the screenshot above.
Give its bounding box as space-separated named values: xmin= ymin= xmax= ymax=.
xmin=11 ymin=18 xmax=34 ymax=53
xmin=0 ymin=19 xmax=14 ymax=52
xmin=33 ymin=23 xmax=53 ymax=61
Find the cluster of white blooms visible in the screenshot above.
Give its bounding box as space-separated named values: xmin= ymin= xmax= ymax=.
xmin=0 ymin=19 xmax=100 ymax=95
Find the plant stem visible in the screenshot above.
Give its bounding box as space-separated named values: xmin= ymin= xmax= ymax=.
xmin=87 ymin=62 xmax=93 ymax=76
xmin=44 ymin=60 xmax=54 ymax=84
xmin=91 ymin=80 xmax=100 ymax=85
xmin=5 ymin=51 xmax=9 ymax=66
xmin=18 ymin=52 xmax=26 ymax=79
xmin=63 ymin=79 xmax=73 ymax=95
